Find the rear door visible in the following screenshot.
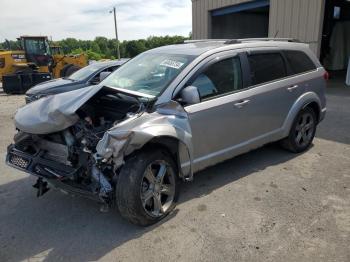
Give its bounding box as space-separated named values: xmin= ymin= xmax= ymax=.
xmin=241 ymin=50 xmax=303 ymax=137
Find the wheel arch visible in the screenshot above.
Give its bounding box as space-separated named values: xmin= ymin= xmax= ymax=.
xmin=304 ymin=101 xmax=320 ymax=123
xmin=282 ymin=92 xmax=322 ymax=137
xmin=129 ymin=135 xmax=191 ymax=181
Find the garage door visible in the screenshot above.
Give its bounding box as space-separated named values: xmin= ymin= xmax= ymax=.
xmin=211 ymin=0 xmax=270 ymax=39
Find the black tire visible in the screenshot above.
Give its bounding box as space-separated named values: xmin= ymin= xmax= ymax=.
xmin=281 ymin=107 xmax=317 ymax=153
xmin=116 ymin=149 xmax=179 ymax=226
xmin=15 ymin=67 xmax=34 ymax=75
xmin=60 ymin=64 xmax=73 ymax=77
xmin=65 ymin=65 xmax=81 ymax=76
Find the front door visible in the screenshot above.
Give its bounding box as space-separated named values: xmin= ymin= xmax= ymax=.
xmin=184 ymin=53 xmax=252 ymax=171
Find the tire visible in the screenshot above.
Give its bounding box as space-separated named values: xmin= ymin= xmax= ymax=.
xmin=15 ymin=67 xmax=34 ymax=75
xmin=65 ymin=65 xmax=81 ymax=76
xmin=281 ymin=107 xmax=317 ymax=153
xmin=116 ymin=149 xmax=179 ymax=226
xmin=60 ymin=64 xmax=73 ymax=77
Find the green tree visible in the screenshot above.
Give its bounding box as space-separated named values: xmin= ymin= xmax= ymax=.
xmin=86 ymin=50 xmax=102 ymax=60
xmin=1 ymin=35 xmax=189 ymax=59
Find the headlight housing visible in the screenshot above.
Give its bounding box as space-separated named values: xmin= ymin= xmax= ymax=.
xmin=25 ymin=94 xmax=47 ymax=104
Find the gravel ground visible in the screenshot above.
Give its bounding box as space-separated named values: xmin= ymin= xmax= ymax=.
xmin=0 ymin=86 xmax=349 ymax=262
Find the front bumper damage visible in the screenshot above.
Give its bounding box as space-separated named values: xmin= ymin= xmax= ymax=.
xmin=6 ymin=144 xmax=111 ymax=202
xmin=6 ymin=144 xmax=77 ymax=179
xmin=6 ymin=85 xmax=194 ymax=203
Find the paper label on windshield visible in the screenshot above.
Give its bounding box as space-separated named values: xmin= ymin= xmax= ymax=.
xmin=160 ymin=59 xmax=185 ymax=69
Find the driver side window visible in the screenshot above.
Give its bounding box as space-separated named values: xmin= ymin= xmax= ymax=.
xmin=192 ymin=57 xmax=243 ymax=100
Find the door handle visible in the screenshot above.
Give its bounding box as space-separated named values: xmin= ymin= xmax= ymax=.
xmin=287 ymin=85 xmax=299 ymax=92
xmin=234 ymin=100 xmax=250 ymax=108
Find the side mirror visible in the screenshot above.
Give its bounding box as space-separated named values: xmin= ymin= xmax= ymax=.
xmin=180 ymin=85 xmax=201 ymax=105
xmin=99 ymin=71 xmax=111 ymax=82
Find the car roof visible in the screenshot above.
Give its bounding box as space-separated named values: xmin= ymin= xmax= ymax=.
xmin=146 ymin=39 xmax=311 ymax=56
xmin=88 ymin=59 xmax=130 ymax=69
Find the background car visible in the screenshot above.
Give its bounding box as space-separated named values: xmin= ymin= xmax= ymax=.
xmin=25 ymin=59 xmax=129 ymax=103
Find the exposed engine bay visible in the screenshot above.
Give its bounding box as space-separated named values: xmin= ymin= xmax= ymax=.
xmin=7 ymin=86 xmax=148 ymax=205
xmin=6 ymin=84 xmax=193 ymax=218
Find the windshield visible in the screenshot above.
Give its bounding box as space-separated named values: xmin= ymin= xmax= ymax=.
xmin=103 ymin=53 xmax=195 ymax=96
xmin=24 ymin=39 xmax=51 ymax=55
xmin=68 ymin=63 xmax=104 ymax=81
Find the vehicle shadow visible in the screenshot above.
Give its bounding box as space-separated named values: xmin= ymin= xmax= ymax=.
xmin=0 ymin=143 xmax=297 ymax=262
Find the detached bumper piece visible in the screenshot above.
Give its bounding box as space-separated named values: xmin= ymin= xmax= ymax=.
xmin=33 ymin=178 xmax=50 ymax=197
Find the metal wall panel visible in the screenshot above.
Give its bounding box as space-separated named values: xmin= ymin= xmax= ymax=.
xmin=192 ymin=0 xmax=326 ymax=56
xmin=192 ymin=0 xmax=253 ymax=39
xmin=268 ymin=0 xmax=325 ymax=56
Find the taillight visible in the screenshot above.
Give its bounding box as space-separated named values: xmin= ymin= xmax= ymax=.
xmin=323 ymin=71 xmax=329 ymax=81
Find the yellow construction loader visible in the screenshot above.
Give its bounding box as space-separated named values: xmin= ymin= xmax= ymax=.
xmin=0 ymin=36 xmax=87 ymax=93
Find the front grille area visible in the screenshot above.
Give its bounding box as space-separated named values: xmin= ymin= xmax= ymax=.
xmin=9 ymin=154 xmax=29 ymax=169
xmin=7 ymin=145 xmax=77 ymax=179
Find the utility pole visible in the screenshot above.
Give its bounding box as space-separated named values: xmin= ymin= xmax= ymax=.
xmin=110 ymin=7 xmax=121 ymax=60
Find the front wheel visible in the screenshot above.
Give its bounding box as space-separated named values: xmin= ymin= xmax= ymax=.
xmin=116 ymin=149 xmax=179 ymax=226
xmin=281 ymin=107 xmax=317 ymax=153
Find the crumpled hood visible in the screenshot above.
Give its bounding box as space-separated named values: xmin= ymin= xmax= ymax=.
xmin=15 ymin=85 xmax=103 ymax=134
xmin=26 ymin=78 xmax=78 ymax=95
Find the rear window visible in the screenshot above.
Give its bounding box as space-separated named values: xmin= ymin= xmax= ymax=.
xmin=284 ymin=50 xmax=317 ymax=75
xmin=248 ymin=53 xmax=287 ymax=86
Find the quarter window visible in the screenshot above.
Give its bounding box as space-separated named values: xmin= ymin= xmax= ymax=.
xmin=284 ymin=50 xmax=317 ymax=75
xmin=248 ymin=53 xmax=287 ymax=85
xmin=191 ymin=57 xmax=243 ymax=100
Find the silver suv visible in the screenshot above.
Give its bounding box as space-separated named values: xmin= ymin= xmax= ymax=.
xmin=6 ymin=39 xmax=327 ymax=225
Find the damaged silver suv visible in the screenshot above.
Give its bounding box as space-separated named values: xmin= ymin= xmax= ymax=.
xmin=6 ymin=39 xmax=327 ymax=225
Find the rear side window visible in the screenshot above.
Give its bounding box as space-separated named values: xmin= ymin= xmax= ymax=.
xmin=284 ymin=50 xmax=317 ymax=75
xmin=248 ymin=53 xmax=287 ymax=86
xmin=192 ymin=57 xmax=243 ymax=100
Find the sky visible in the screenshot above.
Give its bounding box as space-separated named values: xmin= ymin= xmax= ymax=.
xmin=0 ymin=0 xmax=192 ymax=42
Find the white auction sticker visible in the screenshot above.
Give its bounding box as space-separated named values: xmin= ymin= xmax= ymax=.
xmin=160 ymin=59 xmax=185 ymax=69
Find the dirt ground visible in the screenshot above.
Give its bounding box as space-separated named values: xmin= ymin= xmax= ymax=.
xmin=0 ymin=86 xmax=349 ymax=262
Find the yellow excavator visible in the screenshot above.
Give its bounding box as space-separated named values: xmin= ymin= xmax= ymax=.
xmin=0 ymin=36 xmax=87 ymax=94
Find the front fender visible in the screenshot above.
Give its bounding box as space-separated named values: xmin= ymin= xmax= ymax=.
xmin=282 ymin=92 xmax=322 ymax=137
xmin=96 ymin=101 xmax=194 ymax=180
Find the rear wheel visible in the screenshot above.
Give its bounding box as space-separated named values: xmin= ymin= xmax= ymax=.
xmin=116 ymin=149 xmax=179 ymax=226
xmin=281 ymin=107 xmax=317 ymax=153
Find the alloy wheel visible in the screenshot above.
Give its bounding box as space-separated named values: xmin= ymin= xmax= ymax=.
xmin=294 ymin=112 xmax=315 ymax=147
xmin=140 ymin=160 xmax=176 ymax=217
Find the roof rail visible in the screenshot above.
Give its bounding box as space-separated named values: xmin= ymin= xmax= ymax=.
xmin=225 ymin=38 xmax=300 ymax=44
xmin=184 ymin=39 xmax=229 ymax=44
xmin=183 ymin=38 xmax=300 ymax=45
